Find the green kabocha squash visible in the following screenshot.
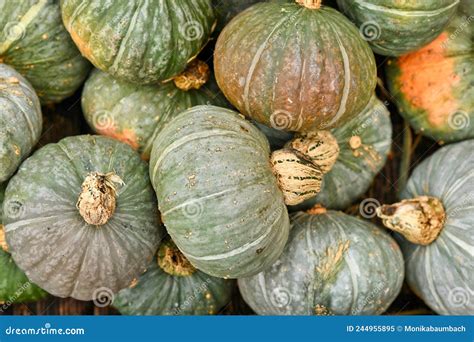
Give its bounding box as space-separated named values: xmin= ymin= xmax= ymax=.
xmin=113 ymin=238 xmax=234 ymax=315
xmin=61 ymin=0 xmax=216 ymax=84
xmin=337 ymin=0 xmax=459 ymax=57
xmin=0 ymin=64 xmax=42 ymax=183
xmin=238 ymin=209 xmax=404 ymax=315
xmin=377 ymin=140 xmax=474 ymax=315
xmin=0 ymin=0 xmax=90 ymax=103
xmin=1 ymin=182 xmax=48 ymax=304
xmin=291 ymin=95 xmax=392 ymax=210
xmin=214 ymin=0 xmax=376 ymax=132
xmin=150 ymin=105 xmax=339 ymax=278
xmin=82 ymin=60 xmax=227 ymax=160
xmin=385 ymin=3 xmax=473 ymax=143
xmin=3 ymin=135 xmax=164 ymax=301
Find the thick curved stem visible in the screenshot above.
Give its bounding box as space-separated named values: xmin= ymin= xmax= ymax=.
xmin=173 ymin=60 xmax=210 ymax=91
xmin=376 ymin=196 xmax=445 ymax=245
xmin=158 ymin=240 xmax=196 ymax=276
xmin=271 ymin=131 xmax=339 ymax=206
xmin=76 ymin=172 xmax=124 ymax=226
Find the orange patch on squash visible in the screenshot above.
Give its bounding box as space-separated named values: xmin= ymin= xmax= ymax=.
xmin=69 ymin=28 xmax=96 ymax=65
xmin=396 ymin=32 xmax=460 ymax=127
xmin=98 ymin=126 xmax=140 ymax=151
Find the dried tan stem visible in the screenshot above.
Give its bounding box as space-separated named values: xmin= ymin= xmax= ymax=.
xmin=296 ymin=0 xmax=322 ymax=9
xmin=0 ymin=225 xmax=8 ymax=253
xmin=376 ymin=196 xmax=445 ymax=245
xmin=76 ymin=172 xmax=124 ymax=226
xmin=158 ymin=240 xmax=196 ymax=276
xmin=173 ymin=60 xmax=210 ymax=91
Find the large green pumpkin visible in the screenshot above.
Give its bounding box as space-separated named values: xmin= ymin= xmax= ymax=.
xmin=0 ymin=182 xmax=48 ymax=304
xmin=337 ymin=0 xmax=459 ymax=56
xmin=149 ymin=106 xmax=291 ymax=279
xmin=0 ymin=0 xmax=90 ymax=103
xmin=113 ymin=238 xmax=234 ymax=315
xmin=82 ymin=62 xmax=227 ymax=160
xmin=238 ymin=210 xmax=404 ymax=315
xmin=377 ymin=140 xmax=474 ymax=315
xmin=214 ymin=1 xmax=376 ymax=132
xmin=3 ymin=135 xmax=164 ymax=301
xmin=0 ymin=63 xmax=42 ymax=183
xmin=385 ymin=3 xmax=473 ymax=143
xmin=61 ymin=0 xmax=216 ymax=84
xmin=291 ymin=95 xmax=392 ymax=210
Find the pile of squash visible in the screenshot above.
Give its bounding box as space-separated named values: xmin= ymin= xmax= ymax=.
xmin=0 ymin=0 xmax=472 ymax=316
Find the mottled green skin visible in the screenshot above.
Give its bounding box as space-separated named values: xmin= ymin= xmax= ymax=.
xmin=149 ymin=106 xmax=290 ymax=279
xmin=3 ymin=135 xmax=164 ymax=301
xmin=113 ymin=253 xmax=234 ymax=315
xmin=61 ymin=0 xmax=215 ymax=84
xmin=337 ymin=0 xmax=459 ymax=56
xmin=238 ymin=211 xmax=404 ymax=315
xmin=82 ymin=69 xmax=227 ymax=160
xmin=215 ymin=3 xmax=376 ymax=132
xmin=291 ymin=95 xmax=392 ymax=210
xmin=385 ymin=4 xmax=473 ymax=143
xmin=398 ymin=140 xmax=474 ymax=315
xmin=0 ymin=182 xmax=48 ymax=304
xmin=0 ymin=0 xmax=90 ymax=103
xmin=0 ymin=64 xmax=42 ymax=183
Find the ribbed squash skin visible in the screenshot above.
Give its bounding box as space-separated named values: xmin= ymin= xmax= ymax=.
xmin=291 ymin=95 xmax=392 ymax=210
xmin=337 ymin=0 xmax=459 ymax=56
xmin=149 ymin=106 xmax=290 ymax=279
xmin=385 ymin=4 xmax=473 ymax=143
xmin=398 ymin=140 xmax=474 ymax=315
xmin=0 ymin=64 xmax=42 ymax=183
xmin=113 ymin=244 xmax=234 ymax=315
xmin=82 ymin=69 xmax=227 ymax=160
xmin=61 ymin=0 xmax=215 ymax=84
xmin=0 ymin=0 xmax=90 ymax=103
xmin=0 ymin=183 xmax=48 ymax=304
xmin=3 ymin=135 xmax=164 ymax=301
xmin=214 ymin=3 xmax=376 ymax=132
xmin=238 ymin=211 xmax=404 ymax=315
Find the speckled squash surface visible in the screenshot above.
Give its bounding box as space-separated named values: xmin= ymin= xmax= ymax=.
xmin=3 ymin=135 xmax=164 ymax=301
xmin=113 ymin=238 xmax=234 ymax=315
xmin=390 ymin=140 xmax=474 ymax=315
xmin=214 ymin=2 xmax=376 ymax=132
xmin=1 ymin=182 xmax=48 ymax=304
xmin=337 ymin=0 xmax=459 ymax=56
xmin=291 ymin=95 xmax=392 ymax=210
xmin=82 ymin=68 xmax=227 ymax=160
xmin=0 ymin=64 xmax=42 ymax=183
xmin=385 ymin=4 xmax=473 ymax=143
xmin=149 ymin=105 xmax=290 ymax=279
xmin=61 ymin=0 xmax=216 ymax=84
xmin=0 ymin=0 xmax=90 ymax=103
xmin=238 ymin=210 xmax=404 ymax=315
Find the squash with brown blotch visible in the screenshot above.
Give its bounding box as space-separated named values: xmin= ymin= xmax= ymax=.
xmin=385 ymin=3 xmax=473 ymax=143
xmin=214 ymin=0 xmax=377 ymax=133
